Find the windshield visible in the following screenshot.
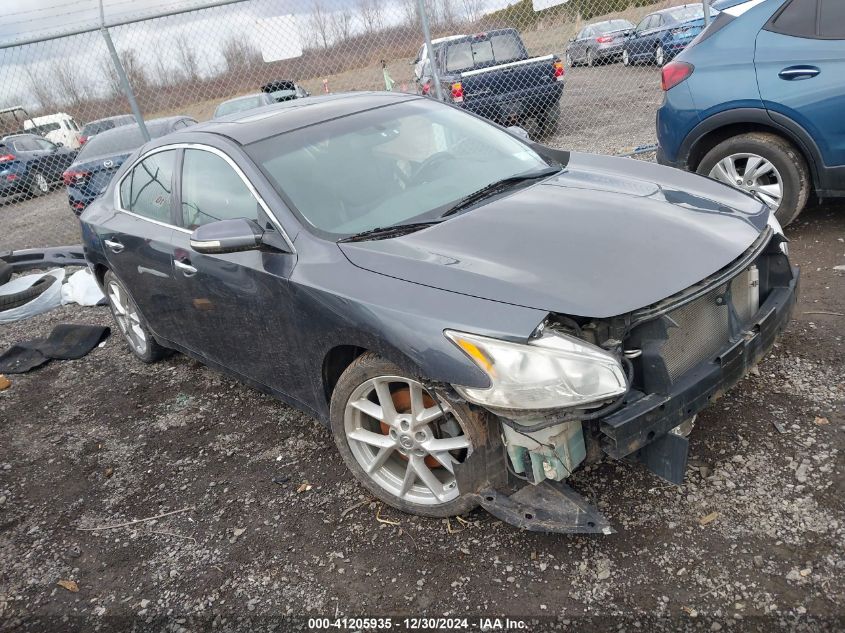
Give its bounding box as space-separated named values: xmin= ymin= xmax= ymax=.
xmin=445 ymin=32 xmax=524 ymax=73
xmin=76 ymin=121 xmax=169 ymax=160
xmin=82 ymin=120 xmax=116 ymax=136
xmin=247 ymin=99 xmax=549 ymax=239
xmin=215 ymin=95 xmax=266 ymax=117
xmin=594 ymin=20 xmax=632 ymax=33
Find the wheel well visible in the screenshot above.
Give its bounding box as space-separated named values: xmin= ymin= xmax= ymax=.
xmin=93 ymin=263 xmax=109 ymax=288
xmin=322 ymin=345 xmax=367 ymax=403
xmin=688 ymin=122 xmax=810 ymax=175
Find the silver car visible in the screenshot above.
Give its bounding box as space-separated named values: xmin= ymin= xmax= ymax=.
xmin=566 ymin=19 xmax=635 ymax=67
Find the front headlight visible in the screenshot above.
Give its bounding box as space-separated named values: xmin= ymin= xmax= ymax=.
xmin=445 ymin=329 xmax=627 ymax=411
xmin=767 ymin=212 xmax=788 ymax=255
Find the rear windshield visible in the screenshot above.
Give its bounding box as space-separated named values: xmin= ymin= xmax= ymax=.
xmin=594 ymin=20 xmax=632 ymax=33
xmin=81 ymin=120 xmax=116 ymax=136
xmin=76 ymin=121 xmax=169 ymax=160
xmin=667 ymin=5 xmax=706 ymax=21
xmin=445 ymin=32 xmax=524 ymax=73
xmin=215 ymin=95 xmax=266 ymax=117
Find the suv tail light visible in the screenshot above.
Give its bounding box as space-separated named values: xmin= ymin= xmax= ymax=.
xmin=450 ymin=82 xmax=464 ymax=103
xmin=596 ymin=36 xmax=613 ymax=43
xmin=62 ymin=169 xmax=91 ymax=186
xmin=553 ymin=59 xmax=565 ymax=80
xmin=661 ymin=61 xmax=694 ymax=91
xmin=0 ymin=153 xmax=16 ymax=163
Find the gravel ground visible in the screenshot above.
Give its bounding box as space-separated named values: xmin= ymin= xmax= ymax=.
xmin=0 ymin=194 xmax=843 ymax=631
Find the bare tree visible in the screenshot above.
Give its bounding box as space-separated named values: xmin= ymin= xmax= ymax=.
xmin=356 ymin=0 xmax=384 ymax=34
xmin=99 ymin=58 xmax=122 ymax=100
xmin=174 ymin=38 xmax=200 ymax=83
xmin=309 ymin=0 xmax=331 ymax=50
xmin=330 ymin=10 xmax=353 ymax=43
xmin=438 ymin=0 xmax=457 ymax=29
xmin=25 ymin=67 xmax=56 ymax=112
xmin=460 ymin=0 xmax=484 ymax=24
xmin=54 ymin=61 xmax=88 ymax=108
xmin=221 ymin=35 xmax=263 ymax=74
xmin=119 ymin=48 xmax=149 ymax=96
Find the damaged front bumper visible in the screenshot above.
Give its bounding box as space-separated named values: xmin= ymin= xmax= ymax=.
xmin=454 ymin=264 xmax=799 ymax=534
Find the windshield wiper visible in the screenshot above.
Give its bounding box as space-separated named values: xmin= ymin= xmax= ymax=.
xmin=337 ymin=220 xmax=442 ymax=243
xmin=440 ymin=165 xmax=561 ymax=218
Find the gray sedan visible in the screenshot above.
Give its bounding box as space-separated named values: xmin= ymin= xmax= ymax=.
xmin=566 ymin=19 xmax=635 ymax=67
xmin=80 ymin=93 xmax=797 ymax=533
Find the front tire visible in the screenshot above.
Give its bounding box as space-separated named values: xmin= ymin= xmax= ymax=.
xmin=329 ymin=353 xmax=482 ymax=518
xmin=586 ymin=48 xmax=595 ymax=67
xmin=622 ymin=49 xmax=631 ymax=66
xmin=696 ymin=132 xmax=810 ymax=226
xmin=103 ymin=270 xmax=169 ymax=363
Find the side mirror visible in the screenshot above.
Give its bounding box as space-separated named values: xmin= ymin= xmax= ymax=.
xmin=190 ymin=218 xmax=264 ymax=254
xmin=507 ymin=125 xmax=530 ymax=141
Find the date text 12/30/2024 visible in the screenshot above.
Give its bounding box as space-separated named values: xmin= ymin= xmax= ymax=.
xmin=308 ymin=617 xmax=529 ymax=630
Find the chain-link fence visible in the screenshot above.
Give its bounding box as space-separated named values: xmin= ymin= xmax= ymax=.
xmin=0 ymin=0 xmax=711 ymax=253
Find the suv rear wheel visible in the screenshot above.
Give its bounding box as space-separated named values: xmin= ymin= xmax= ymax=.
xmin=696 ymin=132 xmax=810 ymax=226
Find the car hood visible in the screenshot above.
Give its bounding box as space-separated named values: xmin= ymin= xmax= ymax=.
xmin=338 ymin=152 xmax=770 ymax=318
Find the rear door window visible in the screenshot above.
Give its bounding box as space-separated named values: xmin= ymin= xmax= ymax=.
xmin=180 ymin=149 xmax=259 ymax=229
xmin=767 ymin=0 xmax=819 ymax=37
xmin=121 ymin=150 xmax=176 ymax=223
xmin=818 ymin=0 xmax=845 ymax=38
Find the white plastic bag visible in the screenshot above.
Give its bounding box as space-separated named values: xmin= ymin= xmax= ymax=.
xmin=0 ymin=268 xmax=66 ymax=324
xmin=61 ymin=268 xmax=105 ymax=307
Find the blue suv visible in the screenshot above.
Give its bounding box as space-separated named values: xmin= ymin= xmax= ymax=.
xmin=657 ymin=0 xmax=845 ymax=225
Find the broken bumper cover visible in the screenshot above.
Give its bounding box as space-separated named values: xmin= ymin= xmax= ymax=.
xmin=455 ymin=267 xmax=798 ymax=534
xmin=600 ymin=269 xmax=799 ymax=463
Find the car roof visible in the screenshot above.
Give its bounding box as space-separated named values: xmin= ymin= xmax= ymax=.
xmin=187 ymin=92 xmax=417 ymax=145
xmin=84 ymin=114 xmax=133 ymax=125
xmin=1 ymin=133 xmax=40 ymax=141
xmin=218 ymin=93 xmax=266 ymax=105
xmin=653 ymin=3 xmax=702 ymax=15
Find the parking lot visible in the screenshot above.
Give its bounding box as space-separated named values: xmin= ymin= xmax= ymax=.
xmin=0 ymin=193 xmax=843 ymax=631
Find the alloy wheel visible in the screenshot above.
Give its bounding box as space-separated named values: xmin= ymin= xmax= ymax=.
xmin=622 ymin=49 xmax=630 ymax=66
xmin=708 ymin=153 xmax=783 ymax=210
xmin=107 ymin=280 xmax=148 ymax=356
xmin=586 ymin=48 xmax=594 ymax=67
xmin=343 ymin=376 xmax=470 ymax=506
xmin=565 ymin=52 xmax=573 ymax=67
xmin=655 ymin=45 xmax=665 ymax=66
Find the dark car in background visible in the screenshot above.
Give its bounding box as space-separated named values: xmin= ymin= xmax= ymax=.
xmin=0 ymin=133 xmax=77 ymax=199
xmin=261 ymin=80 xmax=309 ymax=102
xmin=433 ymin=28 xmax=565 ymax=134
xmin=79 ymin=115 xmax=135 ymax=146
xmin=80 ymin=92 xmax=796 ymax=533
xmin=566 ymin=19 xmax=635 ymax=66
xmin=657 ymin=0 xmax=845 ymax=226
xmin=213 ymin=93 xmax=275 ymax=119
xmin=64 ymin=116 xmax=195 ymax=214
xmin=623 ymin=3 xmax=716 ymax=66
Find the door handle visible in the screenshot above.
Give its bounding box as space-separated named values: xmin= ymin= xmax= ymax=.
xmin=174 ymin=259 xmax=197 ymax=276
xmin=778 ymin=65 xmax=820 ymax=80
xmin=103 ymin=239 xmax=124 ymax=253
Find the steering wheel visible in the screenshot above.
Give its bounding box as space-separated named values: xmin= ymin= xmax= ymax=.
xmin=411 ymin=152 xmax=454 ymax=184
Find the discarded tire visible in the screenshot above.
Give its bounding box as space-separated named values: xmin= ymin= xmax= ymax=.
xmin=0 ymin=275 xmax=58 ymax=312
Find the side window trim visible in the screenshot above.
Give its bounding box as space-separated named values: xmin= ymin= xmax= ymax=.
xmin=115 ymin=142 xmax=295 ymax=251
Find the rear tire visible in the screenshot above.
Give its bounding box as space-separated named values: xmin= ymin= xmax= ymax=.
xmin=696 ymin=132 xmax=810 ymax=226
xmin=29 ymin=171 xmax=49 ymax=197
xmin=586 ymin=48 xmax=595 ymax=67
xmin=329 ymin=352 xmax=482 ymax=518
xmin=538 ymin=102 xmax=561 ymax=137
xmin=622 ymin=49 xmax=631 ymax=66
xmin=103 ymin=270 xmax=170 ymax=363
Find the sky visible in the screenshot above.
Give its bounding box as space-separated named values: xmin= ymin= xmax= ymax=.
xmin=0 ymin=0 xmax=508 ymax=110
